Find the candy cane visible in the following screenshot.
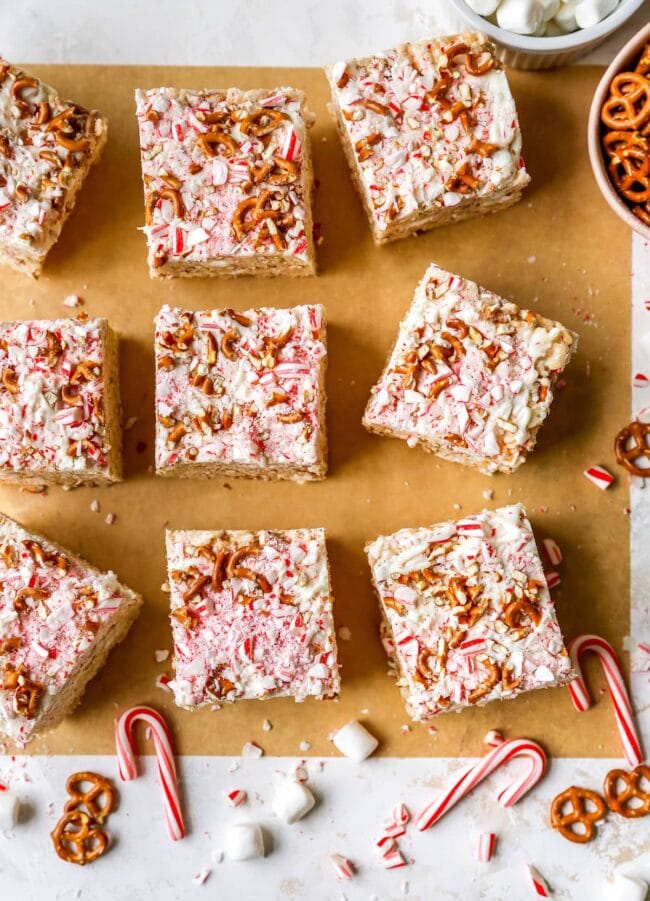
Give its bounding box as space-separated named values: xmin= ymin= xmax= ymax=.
xmin=567 ymin=634 xmax=644 ymax=768
xmin=115 ymin=705 xmax=185 ymax=841
xmin=415 ymin=737 xmax=546 ymax=831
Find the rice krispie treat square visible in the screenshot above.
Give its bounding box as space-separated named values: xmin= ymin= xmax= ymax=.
xmin=0 ymin=513 xmax=142 ymax=744
xmin=366 ymin=504 xmax=573 ymax=721
xmin=155 ymin=304 xmax=327 ymax=481
xmin=135 ymin=86 xmax=315 ymax=277
xmin=363 ymin=264 xmax=577 ymax=474
xmin=166 ymin=528 xmax=339 ymax=709
xmin=0 ymin=58 xmax=107 ymax=277
xmin=0 ymin=317 xmax=122 ymax=487
xmin=326 ymin=33 xmax=529 ymax=243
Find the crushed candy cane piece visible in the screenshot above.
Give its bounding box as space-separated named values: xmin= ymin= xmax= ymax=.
xmin=545 ymin=571 xmax=561 ymax=590
xmin=329 ymin=853 xmax=355 ymax=880
xmin=63 ymin=294 xmax=83 ymax=308
xmin=484 ymin=729 xmax=504 ymax=747
xmin=192 ymin=868 xmax=210 ymax=886
xmin=154 ymin=649 xmax=170 ymax=663
xmin=226 ymin=789 xmax=247 ymax=808
xmin=476 ymin=832 xmax=496 ymax=862
xmin=525 ymin=864 xmax=551 ymax=897
xmin=541 ymin=538 xmax=562 ymax=566
xmin=633 ymin=373 xmax=649 ymax=388
xmin=583 ymin=466 xmax=614 ymax=490
xmin=241 ymin=741 xmax=264 ymax=759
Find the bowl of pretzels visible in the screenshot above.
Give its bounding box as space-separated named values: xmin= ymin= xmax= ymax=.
xmin=588 ymin=22 xmax=650 ymax=239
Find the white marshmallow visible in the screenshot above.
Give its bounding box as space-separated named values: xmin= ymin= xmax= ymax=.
xmin=607 ymin=875 xmax=648 ymax=901
xmin=0 ymin=790 xmax=20 ymax=831
xmin=332 ymin=721 xmax=379 ymax=762
xmin=553 ymin=1 xmax=579 ymax=31
xmin=496 ymin=0 xmax=544 ymax=34
xmin=544 ymin=19 xmax=564 ymax=34
xmin=540 ymin=0 xmax=561 ymax=19
xmin=272 ymin=780 xmax=315 ymax=824
xmin=465 ymin=0 xmax=500 ymax=14
xmin=574 ymin=0 xmax=618 ymax=28
xmin=225 ymin=822 xmax=264 ymax=861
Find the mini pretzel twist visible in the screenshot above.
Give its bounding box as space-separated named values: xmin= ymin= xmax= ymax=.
xmin=601 ymin=72 xmax=650 ymax=131
xmin=64 ymin=771 xmax=117 ymax=824
xmin=614 ymin=420 xmax=650 ymax=476
xmin=51 ymin=809 xmax=109 ymax=866
xmin=603 ymin=765 xmax=650 ymax=819
xmin=550 ymin=786 xmax=607 ymax=843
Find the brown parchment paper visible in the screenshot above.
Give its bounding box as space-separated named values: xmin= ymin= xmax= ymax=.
xmin=2 ymin=64 xmax=629 ymax=758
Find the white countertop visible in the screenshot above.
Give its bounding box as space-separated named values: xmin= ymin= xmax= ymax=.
xmin=2 ymin=0 xmax=649 ymax=66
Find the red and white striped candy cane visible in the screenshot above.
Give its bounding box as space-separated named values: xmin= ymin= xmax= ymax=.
xmin=567 ymin=634 xmax=644 ymax=768
xmin=115 ymin=705 xmax=186 ymax=841
xmin=415 ymin=737 xmax=546 ymax=831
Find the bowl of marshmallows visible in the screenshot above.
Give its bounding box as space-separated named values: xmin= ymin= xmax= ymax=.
xmin=447 ymin=0 xmax=647 ymax=68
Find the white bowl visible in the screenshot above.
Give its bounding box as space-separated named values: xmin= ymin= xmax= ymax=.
xmin=446 ymin=0 xmax=647 ymax=68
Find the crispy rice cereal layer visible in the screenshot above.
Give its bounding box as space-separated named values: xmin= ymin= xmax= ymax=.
xmin=326 ymin=33 xmax=529 ymax=243
xmin=166 ymin=528 xmax=339 ymax=709
xmin=135 ymin=87 xmax=315 ymax=277
xmin=363 ymin=264 xmax=577 ymax=474
xmin=0 ymin=58 xmax=107 ymax=277
xmin=366 ymin=504 xmax=573 ymax=721
xmin=0 ymin=513 xmax=142 ymax=744
xmin=0 ymin=317 xmax=122 ymax=487
xmin=155 ymin=304 xmax=327 ymax=481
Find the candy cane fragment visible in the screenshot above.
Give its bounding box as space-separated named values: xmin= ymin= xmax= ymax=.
xmin=476 ymin=832 xmax=496 ymax=862
xmin=541 ymin=538 xmax=563 ymax=566
xmin=226 ymin=789 xmax=247 ymax=808
xmin=115 ymin=705 xmax=185 ymax=841
xmin=567 ymin=634 xmax=644 ymax=768
xmin=329 ymin=853 xmax=354 ymax=880
xmin=415 ymin=737 xmax=546 ymax=831
xmin=583 ymin=465 xmax=614 ymax=489
xmin=525 ymin=864 xmax=551 ymax=897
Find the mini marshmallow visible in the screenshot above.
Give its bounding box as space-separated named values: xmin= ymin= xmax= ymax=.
xmin=608 ymin=875 xmax=649 ymax=901
xmin=465 ymin=0 xmax=500 ymax=13
xmin=332 ymin=721 xmax=379 ymax=762
xmin=225 ymin=822 xmax=264 ymax=861
xmin=539 ymin=0 xmax=561 ymax=19
xmin=496 ymin=0 xmax=544 ymax=34
xmin=0 ymin=789 xmax=19 ymax=831
xmin=553 ymin=1 xmax=579 ymax=32
xmin=574 ymin=0 xmax=618 ymax=28
xmin=272 ymin=779 xmax=315 ymax=824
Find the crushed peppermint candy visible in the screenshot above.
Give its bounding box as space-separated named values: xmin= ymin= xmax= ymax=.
xmin=166 ymin=528 xmax=339 ymax=710
xmin=583 ymin=465 xmax=614 ymax=490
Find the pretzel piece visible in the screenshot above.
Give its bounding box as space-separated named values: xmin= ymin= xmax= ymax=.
xmin=51 ymin=809 xmax=109 ymax=865
xmin=614 ymin=420 xmax=650 ymax=476
xmin=64 ymin=771 xmax=117 ymax=824
xmin=604 ymin=765 xmax=650 ymax=819
xmin=550 ymin=786 xmax=607 ymax=843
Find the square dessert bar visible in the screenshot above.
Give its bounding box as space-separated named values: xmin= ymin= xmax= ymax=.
xmin=0 ymin=513 xmax=142 ymax=744
xmin=363 ymin=264 xmax=577 ymax=474
xmin=0 ymin=317 xmax=122 ymax=487
xmin=166 ymin=528 xmax=339 ymax=709
xmin=135 ymin=86 xmax=315 ymax=277
xmin=155 ymin=304 xmax=327 ymax=481
xmin=366 ymin=504 xmax=573 ymax=721
xmin=0 ymin=58 xmax=107 ymax=277
xmin=326 ymin=33 xmax=529 ymax=243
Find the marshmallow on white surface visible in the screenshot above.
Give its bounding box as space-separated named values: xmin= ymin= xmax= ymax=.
xmin=496 ymin=0 xmax=544 ymax=34
xmin=608 ymin=875 xmax=649 ymax=901
xmin=465 ymin=0 xmax=500 ymax=14
xmin=574 ymin=0 xmax=618 ymax=27
xmin=225 ymin=823 xmax=265 ymax=861
xmin=0 ymin=789 xmax=19 ymax=831
xmin=332 ymin=721 xmax=379 ymax=762
xmin=272 ymin=779 xmax=315 ymax=824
